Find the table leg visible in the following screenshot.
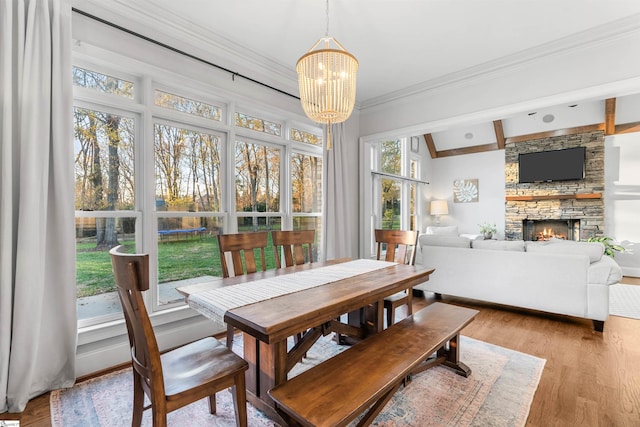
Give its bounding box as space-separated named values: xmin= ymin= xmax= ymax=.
xmin=342 ymin=300 xmax=384 ymax=343
xmin=240 ymin=334 xmax=289 ymax=425
xmin=258 ymin=338 xmax=288 ymax=404
xmin=241 ymin=333 xmax=259 ymax=396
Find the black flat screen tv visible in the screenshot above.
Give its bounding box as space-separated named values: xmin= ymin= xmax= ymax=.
xmin=518 ymin=147 xmax=585 ymax=183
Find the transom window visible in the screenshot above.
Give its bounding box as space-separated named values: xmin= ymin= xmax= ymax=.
xmin=235 ymin=112 xmax=282 ymax=136
xmin=154 ymin=90 xmax=222 ymax=121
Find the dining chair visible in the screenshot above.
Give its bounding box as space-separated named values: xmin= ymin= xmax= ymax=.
xmin=271 ymin=229 xmax=315 ymax=268
xmin=271 ymin=229 xmax=316 ymax=349
xmin=217 ymin=231 xmax=269 ymax=278
xmin=217 ymin=231 xmax=269 ymax=346
xmin=374 ymin=229 xmax=419 ymax=327
xmin=109 ymin=245 xmax=248 ymax=427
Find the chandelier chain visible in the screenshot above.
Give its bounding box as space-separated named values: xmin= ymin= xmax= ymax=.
xmin=325 ymin=0 xmax=329 ymax=37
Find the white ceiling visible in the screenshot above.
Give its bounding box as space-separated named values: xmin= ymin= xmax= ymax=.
xmin=82 ymin=0 xmax=640 ymax=106
xmin=73 ymin=0 xmax=640 ymax=150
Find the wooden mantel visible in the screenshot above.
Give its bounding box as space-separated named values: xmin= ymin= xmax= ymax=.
xmin=506 ymin=193 xmax=602 ymax=202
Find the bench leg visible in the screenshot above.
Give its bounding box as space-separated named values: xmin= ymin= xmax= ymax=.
xmin=356 ymin=381 xmax=402 ymax=427
xmin=439 ymin=333 xmax=472 ymax=377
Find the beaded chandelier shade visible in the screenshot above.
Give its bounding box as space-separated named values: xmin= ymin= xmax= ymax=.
xmin=296 ymin=1 xmax=358 ymax=149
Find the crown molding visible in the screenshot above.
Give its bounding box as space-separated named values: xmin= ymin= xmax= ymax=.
xmin=360 ymin=13 xmax=640 ymax=110
xmin=72 ymin=2 xmax=640 ymax=112
xmin=74 ymin=0 xmax=299 ymax=98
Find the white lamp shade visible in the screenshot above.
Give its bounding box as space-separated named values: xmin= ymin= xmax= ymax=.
xmin=430 ymin=200 xmax=449 ymax=216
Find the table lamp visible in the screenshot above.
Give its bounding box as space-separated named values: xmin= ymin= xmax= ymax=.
xmin=430 ymin=200 xmax=449 ymax=225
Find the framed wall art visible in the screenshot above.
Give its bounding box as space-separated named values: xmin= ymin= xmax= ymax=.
xmin=453 ymin=179 xmax=479 ymax=203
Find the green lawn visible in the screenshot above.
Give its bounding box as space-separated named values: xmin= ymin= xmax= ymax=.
xmin=76 ymin=232 xmax=279 ymax=298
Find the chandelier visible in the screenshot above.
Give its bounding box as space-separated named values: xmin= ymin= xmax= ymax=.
xmin=296 ymin=0 xmax=358 ymax=149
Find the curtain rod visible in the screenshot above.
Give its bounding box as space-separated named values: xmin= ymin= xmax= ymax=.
xmin=71 ymin=8 xmax=300 ymax=101
xmin=372 ymin=171 xmax=430 ymax=185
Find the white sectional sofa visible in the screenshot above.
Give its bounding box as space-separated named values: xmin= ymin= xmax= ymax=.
xmin=416 ymin=232 xmax=623 ymax=331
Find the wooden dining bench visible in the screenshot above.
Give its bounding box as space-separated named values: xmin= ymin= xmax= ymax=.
xmin=268 ymin=302 xmax=479 ymax=427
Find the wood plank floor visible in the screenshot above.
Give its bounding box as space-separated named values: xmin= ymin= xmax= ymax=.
xmin=2 ymin=277 xmax=639 ymax=426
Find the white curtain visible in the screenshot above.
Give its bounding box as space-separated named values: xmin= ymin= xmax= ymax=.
xmin=324 ymin=123 xmax=354 ymax=259
xmin=0 ymin=0 xmax=76 ymax=413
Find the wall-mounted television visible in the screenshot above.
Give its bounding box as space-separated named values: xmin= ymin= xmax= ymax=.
xmin=518 ymin=147 xmax=586 ymax=183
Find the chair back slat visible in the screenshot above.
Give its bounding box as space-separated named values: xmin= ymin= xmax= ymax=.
xmin=109 ymin=245 xmax=165 ymax=401
xmin=374 ymin=229 xmax=419 ymax=265
xmin=217 ymin=232 xmax=268 ymax=277
xmin=272 ymin=230 xmax=315 ymax=268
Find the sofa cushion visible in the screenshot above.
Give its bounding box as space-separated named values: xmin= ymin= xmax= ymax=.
xmin=425 ymin=226 xmax=459 ymax=236
xmin=471 ymin=239 xmax=525 ymax=252
xmin=419 ymin=234 xmax=471 ymax=248
xmin=524 ymin=241 xmax=551 ymax=251
xmin=526 ymin=239 xmax=604 ymax=263
xmin=460 ymin=233 xmax=485 ymax=241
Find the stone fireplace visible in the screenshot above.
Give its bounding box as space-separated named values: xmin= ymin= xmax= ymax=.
xmin=522 ymin=219 xmax=581 ymax=241
xmin=504 ymin=131 xmax=605 ymax=240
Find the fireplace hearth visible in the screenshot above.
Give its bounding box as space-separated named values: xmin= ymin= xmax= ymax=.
xmin=523 ymin=219 xmax=580 ymax=241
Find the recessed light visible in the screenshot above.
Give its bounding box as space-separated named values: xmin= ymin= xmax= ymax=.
xmin=542 ymin=114 xmax=555 ymax=123
xmin=464 ymin=132 xmax=473 ymax=139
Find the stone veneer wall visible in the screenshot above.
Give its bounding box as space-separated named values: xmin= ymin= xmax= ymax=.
xmin=505 ymin=131 xmax=605 ymax=240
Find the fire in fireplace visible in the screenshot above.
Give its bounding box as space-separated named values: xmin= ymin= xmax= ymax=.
xmin=522 ymin=219 xmax=580 ymax=241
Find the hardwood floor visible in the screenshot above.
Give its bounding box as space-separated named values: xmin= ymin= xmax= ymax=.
xmin=2 ymin=277 xmax=639 ymax=426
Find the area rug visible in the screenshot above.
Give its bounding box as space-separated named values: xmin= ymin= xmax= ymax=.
xmin=610 ymin=283 xmax=640 ymax=319
xmin=51 ymin=335 xmax=545 ymax=427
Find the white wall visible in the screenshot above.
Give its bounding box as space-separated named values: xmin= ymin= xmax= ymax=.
xmin=423 ymin=150 xmax=506 ymax=237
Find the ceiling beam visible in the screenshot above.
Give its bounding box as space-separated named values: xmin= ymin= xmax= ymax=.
xmin=493 ymin=120 xmax=505 ymax=149
xmin=424 ymin=115 xmax=639 ymax=159
xmin=423 ymin=134 xmax=438 ymax=158
xmin=615 ymin=121 xmax=640 ymax=134
xmin=605 ymin=98 xmax=616 ymax=135
xmin=434 ymin=143 xmax=500 ymax=158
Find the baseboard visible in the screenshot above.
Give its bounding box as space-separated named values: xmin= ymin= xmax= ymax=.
xmin=621 ymin=266 xmax=640 ymax=278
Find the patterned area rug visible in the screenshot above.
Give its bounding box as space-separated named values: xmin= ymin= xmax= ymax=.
xmin=51 ymin=335 xmax=544 ymax=427
xmin=610 ymin=283 xmax=640 ymax=319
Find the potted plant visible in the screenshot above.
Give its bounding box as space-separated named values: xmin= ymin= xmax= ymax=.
xmin=478 ymin=222 xmax=497 ymax=240
xmin=587 ymin=236 xmax=625 ymax=258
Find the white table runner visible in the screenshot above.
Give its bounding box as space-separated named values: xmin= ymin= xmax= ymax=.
xmin=188 ymin=259 xmax=397 ymax=322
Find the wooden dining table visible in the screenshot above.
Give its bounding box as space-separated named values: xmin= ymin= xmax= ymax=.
xmin=177 ymin=258 xmax=435 ymax=422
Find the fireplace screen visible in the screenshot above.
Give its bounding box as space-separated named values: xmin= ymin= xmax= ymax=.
xmin=523 ymin=219 xmax=580 ymax=241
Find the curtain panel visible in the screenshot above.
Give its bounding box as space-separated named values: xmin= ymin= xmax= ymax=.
xmin=0 ymin=0 xmax=76 ymax=413
xmin=324 ymin=123 xmax=354 ymax=260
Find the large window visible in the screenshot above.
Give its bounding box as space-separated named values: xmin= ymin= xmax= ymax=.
xmin=291 ymin=150 xmax=323 ymax=259
xmin=363 ymin=138 xmax=423 ymax=258
xmin=73 ymin=62 xmax=323 ymax=327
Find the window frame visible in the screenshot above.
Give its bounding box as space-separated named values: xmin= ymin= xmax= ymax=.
xmin=361 ymin=137 xmax=424 ymax=259
xmin=73 ymin=60 xmax=324 ymax=334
